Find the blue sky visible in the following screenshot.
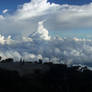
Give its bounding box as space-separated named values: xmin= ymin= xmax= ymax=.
xmin=49 ymin=0 xmax=92 ymax=5
xmin=0 ymin=0 xmax=30 ymax=13
xmin=0 ymin=0 xmax=92 ymax=13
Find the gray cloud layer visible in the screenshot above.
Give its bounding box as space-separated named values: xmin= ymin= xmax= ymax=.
xmin=0 ymin=21 xmax=92 ymax=66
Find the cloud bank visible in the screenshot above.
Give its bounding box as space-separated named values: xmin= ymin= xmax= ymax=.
xmin=1 ymin=0 xmax=92 ymax=37
xmin=0 ymin=0 xmax=92 ymax=65
xmin=0 ymin=21 xmax=92 ymax=66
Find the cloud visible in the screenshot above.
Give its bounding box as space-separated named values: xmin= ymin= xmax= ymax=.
xmin=0 ymin=22 xmax=92 ymax=66
xmin=0 ymin=35 xmax=14 ymax=45
xmin=0 ymin=0 xmax=92 ymax=37
xmin=14 ymin=0 xmax=92 ymax=31
xmin=2 ymin=9 xmax=8 ymax=14
xmin=0 ymin=15 xmax=4 ymax=20
xmin=15 ymin=0 xmax=58 ymax=20
xmin=29 ymin=21 xmax=51 ymax=40
xmin=0 ymin=0 xmax=92 ymax=66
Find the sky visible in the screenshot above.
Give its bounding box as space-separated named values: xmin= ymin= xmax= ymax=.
xmin=0 ymin=0 xmax=92 ymax=38
xmin=0 ymin=0 xmax=92 ymax=65
xmin=0 ymin=0 xmax=30 ymax=13
xmin=1 ymin=0 xmax=92 ymax=13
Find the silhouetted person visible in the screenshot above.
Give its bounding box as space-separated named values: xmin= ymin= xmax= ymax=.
xmin=22 ymin=59 xmax=25 ymax=65
xmin=39 ymin=59 xmax=43 ymax=64
xmin=20 ymin=58 xmax=25 ymax=65
xmin=20 ymin=58 xmax=23 ymax=63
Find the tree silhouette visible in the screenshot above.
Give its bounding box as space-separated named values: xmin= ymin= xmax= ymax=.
xmin=39 ymin=59 xmax=43 ymax=64
xmin=1 ymin=58 xmax=14 ymax=63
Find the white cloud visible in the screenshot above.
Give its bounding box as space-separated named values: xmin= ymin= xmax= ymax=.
xmin=0 ymin=22 xmax=92 ymax=66
xmin=30 ymin=21 xmax=51 ymax=40
xmin=0 ymin=35 xmax=14 ymax=45
xmin=0 ymin=0 xmax=92 ymax=37
xmin=0 ymin=15 xmax=4 ymax=20
xmin=15 ymin=0 xmax=58 ymax=20
xmin=2 ymin=9 xmax=8 ymax=14
xmin=0 ymin=0 xmax=92 ymax=66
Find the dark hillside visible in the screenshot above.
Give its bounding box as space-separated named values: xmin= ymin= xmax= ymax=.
xmin=0 ymin=63 xmax=92 ymax=92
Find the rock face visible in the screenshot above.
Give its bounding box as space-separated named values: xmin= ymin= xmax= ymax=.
xmin=0 ymin=63 xmax=92 ymax=92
